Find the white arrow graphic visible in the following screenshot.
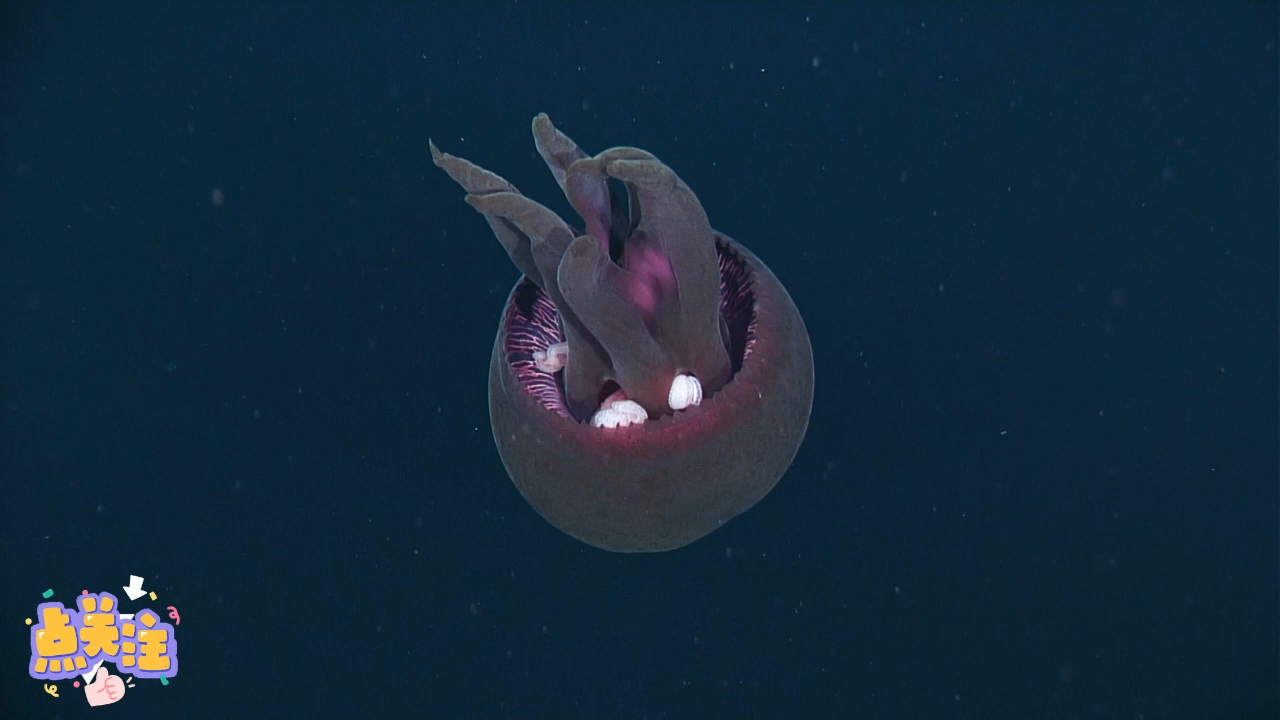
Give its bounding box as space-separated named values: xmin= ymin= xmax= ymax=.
xmin=122 ymin=575 xmax=146 ymax=601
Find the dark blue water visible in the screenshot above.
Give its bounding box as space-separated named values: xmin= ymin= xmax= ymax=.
xmin=3 ymin=3 xmax=1276 ymax=718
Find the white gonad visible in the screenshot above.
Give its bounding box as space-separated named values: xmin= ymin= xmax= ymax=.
xmin=533 ymin=342 xmax=569 ymax=373
xmin=589 ymin=374 xmax=703 ymax=428
xmin=667 ymin=374 xmax=703 ymax=411
xmin=591 ymin=399 xmax=648 ymax=428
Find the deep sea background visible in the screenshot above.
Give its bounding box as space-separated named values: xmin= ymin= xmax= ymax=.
xmin=2 ymin=2 xmax=1277 ymax=718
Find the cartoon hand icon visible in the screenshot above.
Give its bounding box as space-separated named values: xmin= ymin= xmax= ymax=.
xmin=84 ymin=666 xmax=126 ymax=706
